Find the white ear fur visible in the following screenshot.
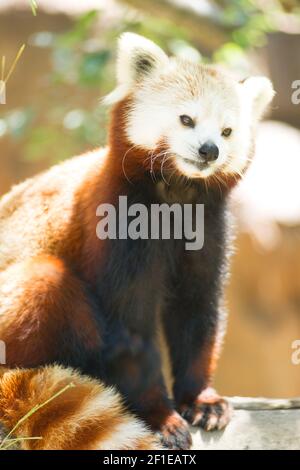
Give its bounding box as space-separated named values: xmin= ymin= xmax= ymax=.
xmin=241 ymin=76 xmax=275 ymax=121
xmin=104 ymin=33 xmax=169 ymax=105
xmin=117 ymin=33 xmax=169 ymax=85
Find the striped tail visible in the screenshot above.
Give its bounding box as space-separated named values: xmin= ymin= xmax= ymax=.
xmin=0 ymin=365 xmax=160 ymax=450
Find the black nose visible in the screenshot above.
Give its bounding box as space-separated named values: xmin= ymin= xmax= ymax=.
xmin=198 ymin=141 xmax=219 ymax=162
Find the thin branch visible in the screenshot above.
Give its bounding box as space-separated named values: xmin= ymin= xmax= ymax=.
xmin=0 ymin=382 xmax=75 ymax=449
xmin=29 ymin=0 xmax=38 ymax=16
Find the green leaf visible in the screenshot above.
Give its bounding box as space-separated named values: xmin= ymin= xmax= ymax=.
xmin=79 ymin=51 xmax=110 ymax=85
xmin=58 ymin=11 xmax=98 ymax=48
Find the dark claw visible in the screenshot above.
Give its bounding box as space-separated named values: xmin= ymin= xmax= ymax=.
xmin=181 ymin=391 xmax=232 ymax=431
xmin=155 ymin=412 xmax=192 ymax=450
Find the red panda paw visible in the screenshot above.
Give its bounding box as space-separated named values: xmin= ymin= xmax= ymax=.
xmin=155 ymin=411 xmax=192 ymax=450
xmin=180 ymin=388 xmax=232 ymax=431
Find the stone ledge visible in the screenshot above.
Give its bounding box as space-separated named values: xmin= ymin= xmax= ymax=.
xmin=1 ymin=397 xmax=300 ymax=450
xmin=191 ymin=397 xmax=300 ymax=450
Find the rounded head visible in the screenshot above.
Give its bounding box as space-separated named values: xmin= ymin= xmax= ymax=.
xmin=106 ymin=33 xmax=274 ymax=181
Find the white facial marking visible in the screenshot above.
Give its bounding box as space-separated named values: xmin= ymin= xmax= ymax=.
xmin=108 ymin=34 xmax=274 ymax=179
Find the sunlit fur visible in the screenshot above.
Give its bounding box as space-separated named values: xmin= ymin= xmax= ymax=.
xmin=0 ymin=366 xmax=160 ymax=450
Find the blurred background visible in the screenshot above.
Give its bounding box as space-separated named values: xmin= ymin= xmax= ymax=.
xmin=0 ymin=0 xmax=300 ymax=398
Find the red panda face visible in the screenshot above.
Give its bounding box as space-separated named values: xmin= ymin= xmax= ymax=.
xmin=106 ymin=33 xmax=274 ymax=181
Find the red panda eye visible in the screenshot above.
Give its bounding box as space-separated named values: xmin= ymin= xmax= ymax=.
xmin=222 ymin=127 xmax=232 ymax=137
xmin=180 ymin=115 xmax=195 ymax=128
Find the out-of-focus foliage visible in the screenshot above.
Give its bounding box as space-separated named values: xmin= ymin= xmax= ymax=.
xmin=1 ymin=0 xmax=299 ymax=163
xmin=0 ymin=7 xmax=195 ymax=163
xmin=29 ymin=0 xmax=38 ymax=16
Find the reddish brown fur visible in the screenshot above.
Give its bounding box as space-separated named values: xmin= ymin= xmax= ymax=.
xmin=0 ymin=366 xmax=160 ymax=450
xmin=0 ymin=256 xmax=101 ymax=368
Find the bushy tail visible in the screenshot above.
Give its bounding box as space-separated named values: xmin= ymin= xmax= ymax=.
xmin=0 ymin=365 xmax=160 ymax=450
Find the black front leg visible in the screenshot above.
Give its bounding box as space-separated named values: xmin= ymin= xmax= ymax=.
xmin=103 ymin=319 xmax=191 ymax=449
xmin=163 ymin=237 xmax=232 ymax=431
xmin=99 ymin=237 xmax=191 ymax=449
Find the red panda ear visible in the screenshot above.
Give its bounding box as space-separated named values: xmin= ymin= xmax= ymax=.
xmin=116 ymin=33 xmax=169 ymax=86
xmin=103 ymin=33 xmax=169 ymax=105
xmin=240 ymin=76 xmax=275 ymax=121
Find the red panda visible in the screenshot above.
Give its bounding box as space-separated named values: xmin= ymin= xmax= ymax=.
xmin=0 ymin=33 xmax=274 ymax=450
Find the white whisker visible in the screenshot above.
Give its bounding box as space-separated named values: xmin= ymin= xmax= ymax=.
xmin=122 ymin=144 xmax=140 ymax=184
